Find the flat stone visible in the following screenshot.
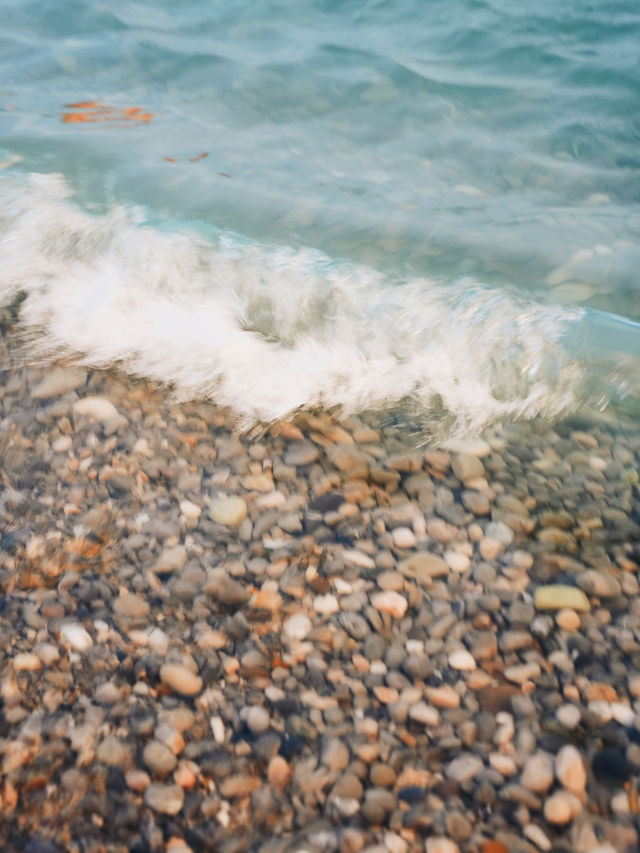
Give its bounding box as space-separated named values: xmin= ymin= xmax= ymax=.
xmin=478 ymin=685 xmax=518 ymax=713
xmin=284 ymin=443 xmax=320 ymax=466
xmin=96 ymin=736 xmax=132 ymax=767
xmin=576 ymin=570 xmax=621 ymax=598
xmin=209 ymin=496 xmax=247 ymax=526
xmin=445 ymin=754 xmax=484 ymax=783
xmin=113 ymin=591 xmax=150 ymax=620
xmin=144 ymin=783 xmax=184 ymax=815
xmin=521 ymin=752 xmax=554 ymax=793
xmin=370 ymin=591 xmax=408 ymax=619
xmin=203 ymin=568 xmax=250 ymax=605
xmin=153 ymin=545 xmax=187 ymax=574
xmin=448 ymin=649 xmax=476 ymax=671
xmin=398 ymin=552 xmax=449 ymax=583
xmin=59 ymin=623 xmax=93 ymax=652
xmin=160 ymin=663 xmax=202 ymax=697
xmin=425 ymin=839 xmax=460 ymax=853
xmin=73 ymin=396 xmax=121 ymax=422
xmin=534 ymin=585 xmax=590 ymax=612
xmin=144 ymin=740 xmax=178 ymax=778
xmin=543 ymin=790 xmax=581 ymax=824
xmin=392 ymin=527 xmax=417 ymax=548
xmin=443 ymin=438 xmax=491 ymax=457
xmin=452 ymin=454 xmax=485 ymax=482
xmin=32 ymin=367 xmax=87 ymax=399
xmin=408 ymin=702 xmax=440 ymax=726
xmin=283 ymin=612 xmax=312 ymax=642
xmin=322 ymin=738 xmax=350 ymax=772
xmin=504 ymin=662 xmax=540 ymax=684
xmin=425 ymin=685 xmax=460 ymax=709
xmin=555 ymin=744 xmax=586 ymax=794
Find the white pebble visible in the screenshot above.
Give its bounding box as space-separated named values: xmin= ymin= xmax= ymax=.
xmin=313 ymin=594 xmax=339 ymax=616
xmin=391 ymin=527 xmax=417 ymax=548
xmin=448 ymin=649 xmax=476 ymax=671
xmin=179 ymin=500 xmax=201 ymax=519
xmin=408 ymin=702 xmax=440 ymax=726
xmin=60 ymin=623 xmax=93 ymax=652
xmin=555 ymin=704 xmax=581 ymax=729
xmin=444 ymin=551 xmax=470 ymax=573
xmin=283 ymin=613 xmax=312 ymax=642
xmin=555 ymin=744 xmax=586 ymax=794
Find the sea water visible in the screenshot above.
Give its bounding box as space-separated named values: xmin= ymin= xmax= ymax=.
xmin=1 ymin=0 xmax=639 ymax=434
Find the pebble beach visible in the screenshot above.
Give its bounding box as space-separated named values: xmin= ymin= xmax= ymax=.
xmin=1 ymin=321 xmax=640 ymax=853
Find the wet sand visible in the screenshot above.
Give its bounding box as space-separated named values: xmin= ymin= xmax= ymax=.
xmin=1 ymin=324 xmax=640 ymax=853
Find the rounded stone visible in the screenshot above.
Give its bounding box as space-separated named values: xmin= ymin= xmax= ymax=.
xmin=521 ymin=752 xmax=554 ymax=793
xmin=408 ymin=702 xmax=440 ymax=726
xmin=96 ymin=736 xmax=131 ymax=767
xmin=556 ymin=608 xmax=581 ymax=631
xmin=370 ymin=590 xmax=408 ymax=619
xmin=209 ymin=495 xmax=247 ymax=527
xmin=143 ymin=740 xmax=178 ymax=778
xmin=144 ymin=782 xmax=184 ymax=815
xmin=556 ymin=704 xmax=582 ymax=730
xmin=543 ymin=790 xmax=581 ymax=824
xmin=245 ymin=706 xmax=270 ymax=735
xmin=160 ymin=663 xmax=203 ymax=697
xmin=282 ymin=612 xmax=312 ymax=641
xmin=448 ymin=649 xmax=476 ymax=671
xmin=555 ymin=744 xmax=586 ymax=794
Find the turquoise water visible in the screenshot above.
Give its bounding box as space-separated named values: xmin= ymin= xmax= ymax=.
xmin=1 ymin=0 xmax=639 ymax=431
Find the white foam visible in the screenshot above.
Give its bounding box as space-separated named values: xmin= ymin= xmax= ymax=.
xmin=0 ymin=172 xmax=593 ymax=433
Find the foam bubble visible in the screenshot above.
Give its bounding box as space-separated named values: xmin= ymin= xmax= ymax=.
xmin=0 ymin=172 xmax=635 ymax=434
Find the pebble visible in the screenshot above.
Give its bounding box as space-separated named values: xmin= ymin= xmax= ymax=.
xmin=543 ymin=790 xmax=582 ymax=824
xmin=267 ymin=755 xmax=291 ymax=792
xmin=534 ymin=585 xmax=590 ymax=611
xmin=425 ymin=838 xmax=460 ymax=853
xmin=445 ymin=754 xmax=484 ymax=783
xmin=144 ymin=783 xmax=185 ymax=816
xmin=113 ymin=591 xmax=150 ymax=620
xmin=96 ymin=736 xmax=132 ymax=767
xmin=555 ymin=704 xmax=581 ymax=729
xmin=391 ymin=527 xmax=417 ymax=548
xmin=59 ymin=623 xmax=93 ymax=652
xmin=143 ymin=740 xmax=178 ymax=778
xmin=12 ymin=652 xmax=42 ymax=672
xmin=448 ymin=648 xmax=476 ymax=671
xmin=283 ymin=612 xmax=312 ymax=641
xmin=426 ymin=685 xmax=460 ymax=709
xmin=408 ymin=702 xmax=440 ymax=726
xmin=504 ymin=662 xmax=540 ymax=684
xmin=73 ymin=395 xmax=121 ymax=422
xmin=31 ymin=367 xmax=87 ymax=399
xmin=370 ymin=590 xmax=408 ymax=618
xmin=398 ymin=552 xmax=449 ymax=582
xmin=159 ymin=663 xmax=203 ymax=697
xmin=576 ymin=569 xmax=621 ymax=598
xmin=555 ymin=608 xmax=581 ymax=631
xmin=245 ymin=706 xmax=271 ymax=735
xmin=521 ymin=753 xmax=554 ymax=794
xmin=555 ymin=745 xmax=586 ymax=794
xmin=523 ymin=824 xmax=551 ymax=851
xmin=126 ymin=769 xmax=151 ymax=792
xmin=444 ymin=438 xmax=491 ymax=457
xmin=209 ymin=495 xmax=248 ymax=526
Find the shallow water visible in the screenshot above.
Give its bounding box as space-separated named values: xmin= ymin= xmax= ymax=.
xmin=1 ymin=0 xmax=639 ymax=433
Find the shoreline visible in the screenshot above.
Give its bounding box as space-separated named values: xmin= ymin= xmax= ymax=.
xmin=1 ymin=328 xmax=640 ymax=853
